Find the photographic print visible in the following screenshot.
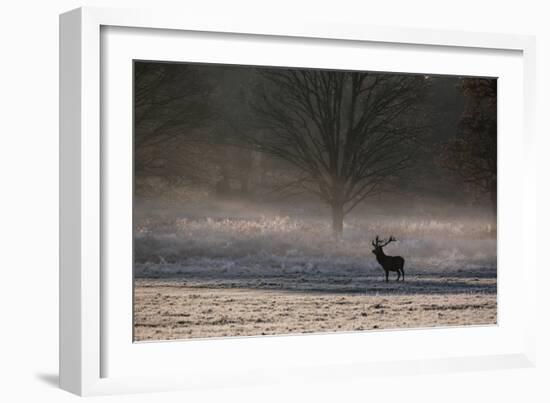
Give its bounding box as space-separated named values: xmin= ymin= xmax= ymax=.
xmin=133 ymin=61 xmax=497 ymax=342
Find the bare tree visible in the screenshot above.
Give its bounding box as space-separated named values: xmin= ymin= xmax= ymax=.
xmin=440 ymin=78 xmax=497 ymax=209
xmin=247 ymin=69 xmax=428 ymax=236
xmin=134 ymin=62 xmax=213 ymax=181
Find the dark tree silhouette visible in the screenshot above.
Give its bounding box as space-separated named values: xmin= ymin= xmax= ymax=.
xmin=248 ymin=69 xmax=428 ymax=236
xmin=134 ymin=62 xmax=212 ymax=182
xmin=135 ymin=63 xmax=261 ymax=198
xmin=440 ymin=78 xmax=497 ymax=209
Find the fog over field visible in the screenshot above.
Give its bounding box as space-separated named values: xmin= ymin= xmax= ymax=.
xmin=133 ymin=197 xmax=496 ymax=341
xmin=133 ymin=62 xmax=497 ymax=341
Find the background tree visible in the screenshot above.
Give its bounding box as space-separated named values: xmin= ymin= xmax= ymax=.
xmin=247 ymin=69 xmax=429 ymax=236
xmin=439 ymin=78 xmax=497 ymax=209
xmin=208 ymin=67 xmax=257 ymax=198
xmin=134 ymin=62 xmax=213 ymax=185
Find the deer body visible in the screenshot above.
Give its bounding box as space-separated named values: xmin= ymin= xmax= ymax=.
xmin=372 ymin=236 xmax=405 ymax=282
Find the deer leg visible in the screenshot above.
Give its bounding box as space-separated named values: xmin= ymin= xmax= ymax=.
xmin=401 ymin=268 xmax=405 ymax=281
xmin=385 ymin=271 xmax=389 ymax=282
xmin=396 ymin=271 xmax=401 ymax=281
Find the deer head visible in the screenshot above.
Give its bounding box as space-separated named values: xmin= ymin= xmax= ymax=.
xmin=371 ymin=235 xmax=396 ymax=256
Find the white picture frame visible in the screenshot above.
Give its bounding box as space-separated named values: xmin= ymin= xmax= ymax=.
xmin=59 ymin=6 xmax=537 ymax=396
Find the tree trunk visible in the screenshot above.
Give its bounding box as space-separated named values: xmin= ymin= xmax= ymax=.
xmin=331 ymin=203 xmax=344 ymax=238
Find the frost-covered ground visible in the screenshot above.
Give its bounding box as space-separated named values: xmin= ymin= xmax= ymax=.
xmin=133 ymin=199 xmax=497 ymax=341
xmin=134 ymin=281 xmax=496 ymax=340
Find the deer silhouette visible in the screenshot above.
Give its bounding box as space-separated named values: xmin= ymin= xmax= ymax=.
xmin=372 ymin=235 xmax=405 ymax=282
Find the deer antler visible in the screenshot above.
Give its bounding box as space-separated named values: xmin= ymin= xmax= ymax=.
xmin=379 ymin=235 xmax=397 ymax=248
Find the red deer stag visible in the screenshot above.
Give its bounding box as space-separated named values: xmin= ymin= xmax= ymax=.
xmin=372 ymin=235 xmax=405 ymax=282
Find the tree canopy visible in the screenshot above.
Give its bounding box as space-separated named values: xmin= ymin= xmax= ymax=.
xmin=247 ymin=69 xmax=429 ymax=235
